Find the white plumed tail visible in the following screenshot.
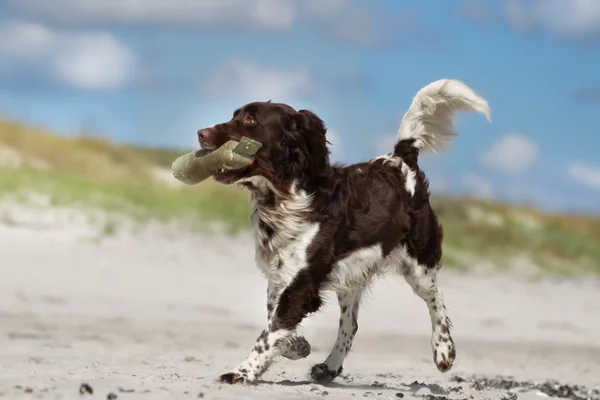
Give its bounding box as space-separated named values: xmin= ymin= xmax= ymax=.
xmin=396 ymin=79 xmax=491 ymax=153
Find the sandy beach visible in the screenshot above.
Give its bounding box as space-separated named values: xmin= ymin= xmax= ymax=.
xmin=1 ymin=204 xmax=599 ymax=400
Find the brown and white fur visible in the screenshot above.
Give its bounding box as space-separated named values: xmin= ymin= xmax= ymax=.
xmin=194 ymin=79 xmax=491 ymax=385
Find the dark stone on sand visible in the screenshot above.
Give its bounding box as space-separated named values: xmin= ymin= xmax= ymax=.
xmin=79 ymin=383 xmax=93 ymax=395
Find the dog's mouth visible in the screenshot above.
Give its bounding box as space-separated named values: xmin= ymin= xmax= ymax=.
xmin=198 ymin=144 xmax=217 ymax=154
xmin=198 ymin=137 xmax=262 ymax=185
xmin=197 ymin=145 xmax=248 ymax=183
xmin=213 ymin=163 xmax=252 ymax=184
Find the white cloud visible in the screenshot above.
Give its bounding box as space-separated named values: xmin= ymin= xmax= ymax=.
xmin=479 ymin=133 xmax=539 ymax=175
xmin=568 ymin=163 xmax=600 ymax=190
xmin=0 ymin=20 xmax=136 ymax=90
xmin=201 ymin=58 xmax=315 ymax=103
xmin=503 ymin=0 xmax=600 ymax=41
xmin=8 ymin=0 xmax=296 ymax=30
xmin=316 ymin=3 xmax=381 ymax=47
xmin=462 ymin=173 xmax=494 ymax=199
xmin=6 ymin=0 xmax=389 ymax=46
xmin=372 ymin=134 xmax=395 ymax=155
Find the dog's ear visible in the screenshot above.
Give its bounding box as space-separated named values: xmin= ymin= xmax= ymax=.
xmin=293 ymin=110 xmax=329 ymax=162
xmin=280 ymin=109 xmax=326 ymax=137
xmin=293 ymin=109 xmax=327 ymax=137
xmin=276 ymin=109 xmax=329 ymax=182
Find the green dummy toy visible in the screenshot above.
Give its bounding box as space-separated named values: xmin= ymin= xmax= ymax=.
xmin=171 ymin=137 xmax=262 ymax=185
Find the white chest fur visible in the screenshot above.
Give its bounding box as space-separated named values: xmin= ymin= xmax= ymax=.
xmin=247 ymin=180 xmax=319 ymax=286
xmin=252 ymin=210 xmax=320 ymax=286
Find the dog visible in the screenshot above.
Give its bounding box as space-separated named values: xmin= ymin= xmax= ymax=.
xmin=196 ymin=79 xmax=491 ymax=385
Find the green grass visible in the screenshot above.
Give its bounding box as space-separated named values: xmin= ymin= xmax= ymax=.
xmin=1 ymin=116 xmax=599 ymax=275
xmin=0 ymin=167 xmax=251 ymax=234
xmin=433 ymin=197 xmax=600 ymax=274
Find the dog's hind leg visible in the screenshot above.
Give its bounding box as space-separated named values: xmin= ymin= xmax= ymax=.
xmin=402 ymin=263 xmax=456 ymax=373
xmin=310 ymin=290 xmax=362 ymax=385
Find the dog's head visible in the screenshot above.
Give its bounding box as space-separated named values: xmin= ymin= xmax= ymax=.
xmin=197 ymin=101 xmax=332 ymax=192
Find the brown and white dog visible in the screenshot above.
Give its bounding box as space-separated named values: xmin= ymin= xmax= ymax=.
xmin=195 ymin=79 xmax=491 ymax=385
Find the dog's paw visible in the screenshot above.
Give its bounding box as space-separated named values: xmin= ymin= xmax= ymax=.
xmin=310 ymin=363 xmax=341 ymax=385
xmin=282 ymin=336 xmax=311 ymax=360
xmin=216 ymin=372 xmax=254 ymax=385
xmin=433 ymin=341 xmax=456 ymax=373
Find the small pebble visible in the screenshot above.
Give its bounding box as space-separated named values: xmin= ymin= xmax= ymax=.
xmin=396 ymin=393 xmax=405 ymax=398
xmin=198 ymin=393 xmax=205 ymax=398
xmin=107 ymin=393 xmax=117 ymax=400
xmin=79 ymin=383 xmax=93 ymax=395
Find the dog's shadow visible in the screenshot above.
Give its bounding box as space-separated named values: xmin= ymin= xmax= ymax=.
xmin=263 ymin=377 xmax=461 ymax=398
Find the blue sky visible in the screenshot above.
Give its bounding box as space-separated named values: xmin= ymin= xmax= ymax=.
xmin=0 ymin=0 xmax=599 ymax=214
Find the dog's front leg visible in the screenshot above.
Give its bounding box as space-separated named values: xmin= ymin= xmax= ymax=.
xmin=217 ymin=270 xmax=323 ymax=385
xmin=267 ymin=280 xmax=311 ymax=361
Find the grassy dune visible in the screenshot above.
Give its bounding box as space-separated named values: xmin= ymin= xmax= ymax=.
xmin=0 ymin=117 xmax=251 ymax=231
xmin=1 ymin=116 xmax=599 ymax=274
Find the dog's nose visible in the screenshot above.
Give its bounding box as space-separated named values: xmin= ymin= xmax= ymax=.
xmin=197 ymin=128 xmax=211 ymax=140
xmin=198 ymin=128 xmax=217 ymax=139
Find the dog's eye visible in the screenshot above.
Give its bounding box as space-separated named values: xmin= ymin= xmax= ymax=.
xmin=242 ymin=115 xmax=255 ymax=125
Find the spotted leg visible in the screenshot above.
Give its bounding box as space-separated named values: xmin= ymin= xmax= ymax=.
xmin=266 ymin=281 xmax=311 ymax=361
xmin=403 ymin=265 xmax=456 ymax=372
xmin=217 ymin=270 xmax=324 ymax=385
xmin=311 ymin=291 xmax=362 ymax=385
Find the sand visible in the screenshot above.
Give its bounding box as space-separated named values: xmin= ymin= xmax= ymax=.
xmin=1 ymin=204 xmax=599 ymax=399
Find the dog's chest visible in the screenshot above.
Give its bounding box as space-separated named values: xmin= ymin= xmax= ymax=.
xmin=250 ymin=207 xmax=319 ymax=285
